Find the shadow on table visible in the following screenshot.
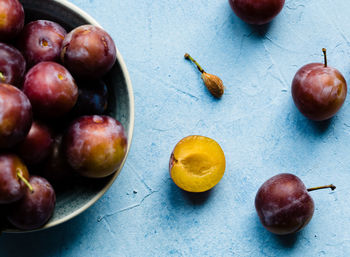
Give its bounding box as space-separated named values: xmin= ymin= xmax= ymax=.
xmin=290 ymin=101 xmax=334 ymax=136
xmin=0 ymin=210 xmax=89 ymax=257
xmin=253 ymin=214 xmax=301 ymax=249
xmin=227 ymin=7 xmax=274 ymax=38
xmin=167 ymin=179 xmax=214 ymax=208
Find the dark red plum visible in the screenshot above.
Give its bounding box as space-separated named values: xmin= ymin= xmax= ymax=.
xmin=7 ymin=176 xmax=55 ymax=230
xmin=229 ymin=0 xmax=285 ymax=25
xmin=255 ymin=174 xmax=314 ymax=235
xmin=43 ymin=135 xmax=75 ymax=189
xmin=71 ymin=80 xmax=108 ymax=116
xmin=0 ymin=154 xmax=30 ymax=204
xmin=0 ymin=0 xmax=24 ymax=41
xmin=0 ymin=83 xmax=32 ymax=148
xmin=23 ymin=62 xmax=78 ymax=119
xmin=0 ymin=43 xmax=26 ymax=87
xmin=18 ymin=20 xmax=67 ymax=67
xmin=255 ymin=173 xmax=335 ymax=235
xmin=17 ymin=121 xmax=54 ymax=165
xmin=61 ymin=25 xmax=117 ymax=79
xmin=292 ymin=49 xmax=347 ymax=121
xmin=64 ymin=115 xmax=127 ymax=178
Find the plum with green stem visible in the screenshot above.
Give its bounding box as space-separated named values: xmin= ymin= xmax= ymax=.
xmin=0 ymin=154 xmax=32 ymax=204
xmin=0 ymin=43 xmax=26 ymax=87
xmin=292 ymin=48 xmax=347 ymax=121
xmin=7 ymin=175 xmax=56 ymax=230
xmin=255 ymin=173 xmax=335 ymax=235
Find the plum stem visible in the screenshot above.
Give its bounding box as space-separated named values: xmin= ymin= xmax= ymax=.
xmin=322 ymin=48 xmax=327 ymax=67
xmin=0 ymin=72 xmax=5 ymax=82
xmin=184 ymin=53 xmax=205 ymax=73
xmin=17 ymin=171 xmax=33 ymax=193
xmin=307 ymin=184 xmax=335 ymax=192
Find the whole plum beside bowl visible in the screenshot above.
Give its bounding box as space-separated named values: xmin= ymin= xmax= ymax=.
xmin=255 ymin=173 xmax=335 ymax=235
xmin=229 ymin=0 xmax=285 ymax=25
xmin=3 ymin=0 xmax=134 ymax=233
xmin=292 ymin=49 xmax=347 ymax=121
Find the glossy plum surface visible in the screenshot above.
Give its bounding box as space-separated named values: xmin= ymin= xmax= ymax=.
xmin=7 ymin=176 xmax=56 ymax=230
xmin=61 ymin=25 xmax=117 ymax=79
xmin=0 ymin=83 xmax=32 ymax=148
xmin=0 ymin=0 xmax=24 ymax=41
xmin=18 ymin=20 xmax=67 ymax=67
xmin=64 ymin=115 xmax=127 ymax=178
xmin=71 ymin=80 xmax=108 ymax=116
xmin=23 ymin=61 xmax=78 ymax=119
xmin=292 ymin=63 xmax=347 ymax=121
xmin=0 ymin=154 xmax=29 ymax=204
xmin=17 ymin=121 xmax=54 ymax=165
xmin=229 ymin=0 xmax=285 ymax=25
xmin=0 ymin=43 xmax=26 ymax=87
xmin=43 ymin=135 xmax=75 ymax=190
xmin=255 ymin=173 xmax=314 ymax=235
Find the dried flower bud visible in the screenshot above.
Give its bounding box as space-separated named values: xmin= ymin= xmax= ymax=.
xmin=201 ymin=72 xmax=224 ymax=98
xmin=184 ymin=53 xmax=225 ymax=98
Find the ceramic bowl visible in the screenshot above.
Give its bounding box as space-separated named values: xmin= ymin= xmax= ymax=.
xmin=5 ymin=0 xmax=134 ymax=232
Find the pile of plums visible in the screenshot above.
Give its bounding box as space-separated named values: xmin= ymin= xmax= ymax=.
xmin=0 ymin=0 xmax=127 ymax=230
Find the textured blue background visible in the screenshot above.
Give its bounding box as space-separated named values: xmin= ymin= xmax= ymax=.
xmin=2 ymin=0 xmax=350 ymax=256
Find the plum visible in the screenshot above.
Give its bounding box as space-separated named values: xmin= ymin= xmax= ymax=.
xmin=0 ymin=0 xmax=24 ymax=41
xmin=292 ymin=49 xmax=347 ymax=121
xmin=0 ymin=83 xmax=32 ymax=148
xmin=0 ymin=154 xmax=30 ymax=204
xmin=255 ymin=173 xmax=335 ymax=235
xmin=23 ymin=61 xmax=78 ymax=119
xmin=0 ymin=42 xmax=26 ymax=87
xmin=17 ymin=121 xmax=54 ymax=165
xmin=64 ymin=115 xmax=127 ymax=178
xmin=17 ymin=20 xmax=67 ymax=67
xmin=229 ymin=0 xmax=285 ymax=25
xmin=43 ymin=135 xmax=75 ymax=189
xmin=61 ymin=25 xmax=117 ymax=79
xmin=70 ymin=79 xmax=108 ymax=116
xmin=7 ymin=176 xmax=55 ymax=230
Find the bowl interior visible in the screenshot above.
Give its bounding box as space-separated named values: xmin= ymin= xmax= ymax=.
xmin=4 ymin=0 xmax=134 ymax=232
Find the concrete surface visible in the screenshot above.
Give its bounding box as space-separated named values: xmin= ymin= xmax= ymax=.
xmin=1 ymin=0 xmax=350 ymax=256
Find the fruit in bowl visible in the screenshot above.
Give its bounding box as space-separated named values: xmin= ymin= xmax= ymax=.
xmin=17 ymin=20 xmax=67 ymax=67
xmin=0 ymin=0 xmax=24 ymax=41
xmin=64 ymin=115 xmax=127 ymax=178
xmin=0 ymin=0 xmax=133 ymax=232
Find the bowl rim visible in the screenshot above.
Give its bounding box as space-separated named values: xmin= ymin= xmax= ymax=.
xmin=4 ymin=0 xmax=135 ymax=233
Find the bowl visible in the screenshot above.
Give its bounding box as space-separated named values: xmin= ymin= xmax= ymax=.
xmin=4 ymin=0 xmax=134 ymax=232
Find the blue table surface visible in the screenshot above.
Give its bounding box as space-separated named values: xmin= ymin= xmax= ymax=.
xmin=2 ymin=0 xmax=350 ymax=256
